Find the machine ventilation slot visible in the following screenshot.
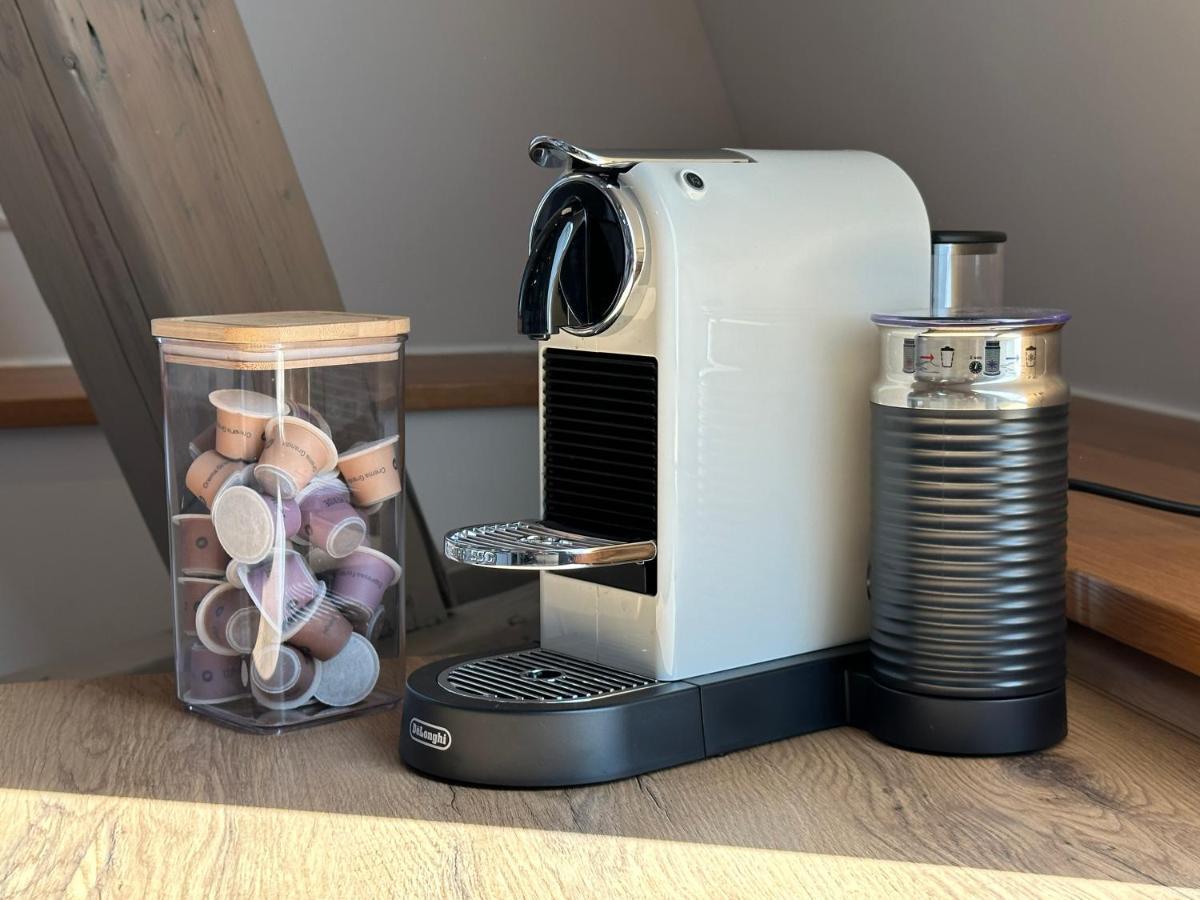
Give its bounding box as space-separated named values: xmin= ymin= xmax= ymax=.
xmin=542 ymin=349 xmax=657 ymax=542
xmin=439 ymin=648 xmax=657 ymax=703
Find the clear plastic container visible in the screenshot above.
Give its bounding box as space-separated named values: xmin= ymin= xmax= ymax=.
xmin=152 ymin=312 xmax=409 ymax=733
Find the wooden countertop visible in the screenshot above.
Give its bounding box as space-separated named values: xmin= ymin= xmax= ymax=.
xmin=1067 ymin=397 xmax=1200 ymax=675
xmin=2 ymin=663 xmax=1199 ymax=895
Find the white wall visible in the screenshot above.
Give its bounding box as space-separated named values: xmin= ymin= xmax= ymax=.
xmin=698 ymin=0 xmax=1200 ymax=417
xmin=0 ymin=2 xmax=737 ymax=677
xmin=236 ymin=0 xmax=740 ymax=349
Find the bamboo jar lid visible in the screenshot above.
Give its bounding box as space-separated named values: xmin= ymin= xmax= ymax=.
xmin=151 ymin=311 xmax=410 ymax=347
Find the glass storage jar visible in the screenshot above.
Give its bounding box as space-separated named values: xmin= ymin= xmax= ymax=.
xmin=152 ymin=312 xmax=409 ymax=733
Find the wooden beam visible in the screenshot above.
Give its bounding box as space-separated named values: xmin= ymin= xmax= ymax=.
xmin=0 ymin=353 xmax=540 ymax=427
xmin=0 ymin=0 xmax=342 ymax=560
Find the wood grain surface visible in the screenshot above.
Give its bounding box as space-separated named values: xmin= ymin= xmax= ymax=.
xmin=0 ymin=664 xmax=1198 ymax=895
xmin=1067 ymin=397 xmax=1200 ymax=675
xmin=150 ymin=311 xmax=411 ymax=344
xmin=0 ymin=0 xmax=344 ymax=560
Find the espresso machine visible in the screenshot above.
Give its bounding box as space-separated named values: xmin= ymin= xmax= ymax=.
xmin=400 ymin=137 xmax=931 ymax=786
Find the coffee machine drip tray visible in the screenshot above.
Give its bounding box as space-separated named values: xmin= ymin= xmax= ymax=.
xmin=401 ymin=643 xmax=866 ymax=787
xmin=444 ymin=520 xmax=656 ymax=570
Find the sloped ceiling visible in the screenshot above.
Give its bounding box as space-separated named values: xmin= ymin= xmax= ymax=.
xmin=697 ymin=0 xmax=1200 ymax=415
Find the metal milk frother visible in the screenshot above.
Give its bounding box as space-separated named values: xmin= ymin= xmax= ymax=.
xmin=864 ymin=232 xmax=1071 ymax=754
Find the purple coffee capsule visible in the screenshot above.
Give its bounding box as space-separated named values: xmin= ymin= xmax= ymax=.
xmin=183 ymin=643 xmax=249 ymax=705
xmin=327 ymin=546 xmax=402 ymax=627
xmin=239 ymin=549 xmax=321 ymax=630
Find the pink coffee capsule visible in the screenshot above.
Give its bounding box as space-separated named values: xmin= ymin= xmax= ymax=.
xmin=328 ymin=547 xmax=402 ymax=626
xmin=172 ymin=514 xmax=229 ymax=576
xmin=295 ymin=477 xmax=366 ymax=558
xmin=183 ymin=643 xmax=249 ymax=705
xmin=177 ymin=577 xmax=223 ymax=635
xmin=212 ymin=484 xmax=302 ymax=564
xmin=239 ymin=549 xmax=321 ymax=629
xmin=250 ymin=644 xmax=322 ymax=710
xmin=195 ymin=583 xmax=253 ymax=656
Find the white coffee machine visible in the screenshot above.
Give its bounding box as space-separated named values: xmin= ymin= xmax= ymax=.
xmin=401 ymin=136 xmax=930 ymax=786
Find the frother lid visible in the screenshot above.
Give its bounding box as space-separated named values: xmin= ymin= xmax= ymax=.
xmin=872 ymin=307 xmax=1070 ymax=328
xmin=932 ymin=230 xmax=1007 ymax=245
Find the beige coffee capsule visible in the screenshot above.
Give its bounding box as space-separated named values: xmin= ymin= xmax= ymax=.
xmin=286 ymin=400 xmax=332 ymax=437
xmin=209 ymin=389 xmax=278 ymax=461
xmin=337 ymin=436 xmax=402 ymax=507
xmin=185 ymin=450 xmax=248 ymax=509
xmin=254 ymin=416 xmax=338 ymax=499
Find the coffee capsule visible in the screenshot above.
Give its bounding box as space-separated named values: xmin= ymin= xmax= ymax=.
xmin=185 ymin=450 xmax=248 ymax=509
xmin=254 ymin=416 xmax=338 ymax=499
xmin=286 ymin=400 xmax=332 ymax=437
xmin=226 ymin=557 xmax=244 ymax=588
xmin=239 ymin=549 xmax=322 ymax=629
xmin=183 ymin=644 xmax=250 ymax=705
xmin=313 ymin=633 xmax=380 ymax=707
xmin=188 ymin=422 xmax=217 ymax=460
xmin=249 ymin=644 xmax=322 ymax=710
xmin=172 ymin=514 xmax=229 ymax=576
xmin=208 ymin=389 xmax=277 ymax=461
xmin=295 ymin=476 xmax=366 ymax=558
xmin=304 ymin=545 xmax=341 ymax=575
xmin=177 ymin=576 xmax=223 ymax=635
xmin=328 ymin=547 xmax=402 ymax=626
xmin=285 ymin=594 xmax=353 ymax=661
xmin=354 ymin=604 xmax=388 ymax=641
xmin=212 ymin=485 xmax=302 ymax=564
xmin=337 ymin=436 xmax=402 ymax=507
xmin=195 ymin=583 xmax=253 ymax=656
xmin=225 ymin=605 xmax=260 ymax=655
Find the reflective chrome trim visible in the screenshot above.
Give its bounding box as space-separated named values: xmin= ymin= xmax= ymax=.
xmin=529 ymin=135 xmax=754 ymax=170
xmin=444 ymin=520 xmax=657 ymax=570
xmin=527 ymin=172 xmax=647 ymax=338
xmin=438 ymin=647 xmax=658 ymax=703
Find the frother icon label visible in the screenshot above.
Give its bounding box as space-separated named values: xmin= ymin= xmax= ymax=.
xmin=1025 ymin=345 xmax=1037 ymax=367
xmin=940 ymin=346 xmax=955 ymax=367
xmin=985 ymin=340 xmax=1001 ymax=376
xmin=902 ymin=338 xmax=915 ymax=374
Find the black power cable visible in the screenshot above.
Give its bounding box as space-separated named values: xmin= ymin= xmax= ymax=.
xmin=1069 ymin=479 xmax=1200 ymax=519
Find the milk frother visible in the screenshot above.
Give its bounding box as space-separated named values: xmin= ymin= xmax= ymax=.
xmin=862 ymin=232 xmax=1070 ymax=754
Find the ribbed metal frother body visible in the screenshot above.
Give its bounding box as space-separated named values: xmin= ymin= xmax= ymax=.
xmin=870 ymin=404 xmax=1068 ymax=697
xmin=869 ymin=311 xmax=1070 ymax=703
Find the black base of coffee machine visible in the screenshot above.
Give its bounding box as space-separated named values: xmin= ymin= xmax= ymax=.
xmin=400 ymin=643 xmax=1068 ymax=787
xmin=401 ymin=643 xmax=862 ymax=787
